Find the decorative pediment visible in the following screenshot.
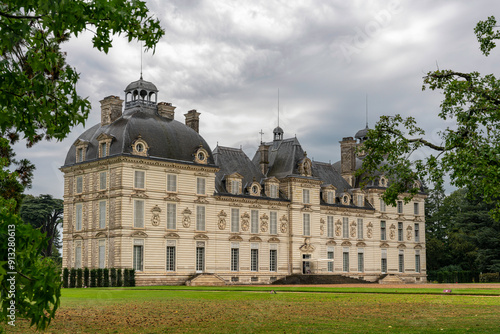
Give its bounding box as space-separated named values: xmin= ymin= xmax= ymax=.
xmin=265 ymin=176 xmax=279 ymax=184
xmin=227 ymin=172 xmax=244 ymax=179
xmin=268 ymin=237 xmax=280 ymax=243
xmin=96 ymin=133 xmax=115 ymax=141
xmin=249 ymin=236 xmax=262 ymax=242
xmin=165 ymin=232 xmax=180 ymax=239
xmin=379 ymin=213 xmax=389 ymax=219
xmin=341 ymin=241 xmax=352 ymax=246
xmin=380 ymin=242 xmax=390 ymax=248
xmin=229 ymin=235 xmax=243 ymax=241
xmin=249 ymin=203 xmax=262 ymax=209
xmin=164 ymin=168 xmax=180 ymax=174
xmin=73 ymin=139 xmax=89 ymax=147
xmin=73 ymin=195 xmax=84 ymax=203
xmin=194 ymin=196 xmax=209 ymax=204
xmin=194 ymin=234 xmax=209 ymax=240
xmin=299 ymin=237 xmax=315 ymax=252
xmin=164 ymin=193 xmax=180 ymax=202
xmin=301 ymin=205 xmax=313 ymax=212
xmin=131 ymin=190 xmax=148 ymax=198
xmin=414 ymin=216 xmax=423 ymax=222
xmin=414 ymin=244 xmax=423 ymax=249
xmin=130 ymin=231 xmax=148 ymax=238
xmin=182 ymin=207 xmax=192 ymax=215
xmin=229 ymin=202 xmax=243 ymax=207
xmin=321 ymin=184 xmax=337 ymax=191
xmin=356 ymin=241 xmax=367 ymax=247
xmin=95 ymin=191 xmax=107 ymax=199
xmin=95 ymin=232 xmax=107 ymax=238
xmin=326 ymin=239 xmax=336 ymax=246
xmin=72 ymin=234 xmax=84 ymax=239
xmin=397 ymin=244 xmax=407 ymax=249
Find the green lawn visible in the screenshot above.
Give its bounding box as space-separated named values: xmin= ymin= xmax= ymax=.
xmin=5 ymin=286 xmax=500 ymax=333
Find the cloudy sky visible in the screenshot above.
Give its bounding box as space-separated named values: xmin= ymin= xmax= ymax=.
xmin=14 ymin=0 xmax=500 ymax=198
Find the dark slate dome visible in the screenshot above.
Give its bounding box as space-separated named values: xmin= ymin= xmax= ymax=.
xmin=355 ymin=125 xmax=369 ymax=141
xmin=125 ymin=78 xmax=158 ymax=92
xmin=64 ymin=106 xmax=214 ymax=167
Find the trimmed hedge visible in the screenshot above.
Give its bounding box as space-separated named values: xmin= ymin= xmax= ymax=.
xmin=76 ymin=268 xmax=83 ymax=288
xmin=84 ymin=267 xmax=90 ymax=288
xmin=69 ymin=268 xmax=76 ymax=288
xmin=62 ymin=268 xmax=133 ymax=288
xmin=427 ymin=270 xmax=480 ymax=283
xmin=103 ymin=268 xmax=109 ymax=287
xmin=90 ymin=269 xmax=97 ymax=287
xmin=62 ymin=268 xmax=69 ymax=288
xmin=480 ymin=273 xmax=500 ymax=283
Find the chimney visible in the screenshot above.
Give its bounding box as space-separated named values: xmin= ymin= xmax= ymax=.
xmin=258 ymin=143 xmax=270 ymax=175
xmin=340 ymin=137 xmax=356 ymax=186
xmin=100 ymin=95 xmax=123 ymax=126
xmin=184 ymin=109 xmax=200 ymax=133
xmin=158 ymin=102 xmax=176 ymax=120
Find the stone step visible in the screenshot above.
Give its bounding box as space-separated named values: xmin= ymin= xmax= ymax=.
xmin=378 ymin=274 xmax=405 ymax=284
xmin=272 ymin=274 xmax=373 ymax=285
xmin=186 ymin=274 xmax=226 ymax=286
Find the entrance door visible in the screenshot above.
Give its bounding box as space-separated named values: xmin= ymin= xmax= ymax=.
xmin=302 ymin=254 xmax=311 ymax=274
xmin=196 ymin=247 xmax=205 ymax=273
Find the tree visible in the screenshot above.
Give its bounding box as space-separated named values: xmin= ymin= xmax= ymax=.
xmin=20 ymin=194 xmax=63 ymax=258
xmin=358 ymin=16 xmax=500 ymax=221
xmin=0 ymin=1 xmax=164 ymax=330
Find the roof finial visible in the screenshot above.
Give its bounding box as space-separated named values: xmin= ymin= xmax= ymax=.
xmin=259 ymin=129 xmax=264 ymax=144
xmin=278 ymin=88 xmax=280 ymax=127
xmin=365 ymin=93 xmax=368 ymax=128
xmin=140 ymin=43 xmax=143 ymax=80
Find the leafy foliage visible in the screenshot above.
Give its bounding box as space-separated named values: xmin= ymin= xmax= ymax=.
xmin=358 ymin=17 xmax=500 ymax=220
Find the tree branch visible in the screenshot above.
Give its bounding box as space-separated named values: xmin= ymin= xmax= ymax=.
xmin=382 ymin=126 xmax=446 ymax=151
xmin=0 ymin=11 xmax=43 ymax=20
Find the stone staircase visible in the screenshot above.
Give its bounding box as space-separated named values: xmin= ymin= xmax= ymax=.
xmin=378 ymin=274 xmax=405 ymax=284
xmin=271 ymin=274 xmax=374 ymax=285
xmin=185 ymin=273 xmax=226 ymax=286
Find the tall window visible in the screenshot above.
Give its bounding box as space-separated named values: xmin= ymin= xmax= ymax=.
xmin=134 ymin=170 xmax=145 ymax=189
xmin=251 ymin=210 xmax=259 ymax=234
xmin=342 ymin=247 xmax=349 ymax=272
xmin=381 ymin=249 xmax=387 ymax=274
xmin=381 ymin=221 xmax=386 ymax=241
xmin=269 ymin=249 xmax=277 ymax=272
xmin=99 ymin=172 xmax=107 ymax=190
xmin=327 ymin=248 xmax=334 ymax=272
xmin=166 ymin=245 xmax=176 ymax=271
xmin=196 ymin=243 xmax=205 ymax=272
xmin=397 ymin=200 xmax=403 ymax=214
xmin=251 ymin=248 xmax=259 ymax=272
xmin=75 ymin=243 xmax=82 ymax=269
xmin=270 ymin=211 xmax=277 ymax=235
xmin=99 ymin=200 xmax=106 ymax=229
xmin=327 ymin=216 xmax=334 ymax=238
xmin=100 ymin=142 xmax=107 ymax=157
xmin=415 ymin=250 xmax=421 ymax=273
xmin=231 ymin=180 xmax=240 ymax=195
xmin=75 ymin=203 xmax=83 ymax=231
xmin=342 ymin=217 xmax=349 ymax=239
xmin=270 ymin=184 xmax=278 ymax=198
xmin=167 ymin=203 xmax=176 ymax=230
xmin=231 ymin=246 xmax=239 ymax=272
xmin=167 ymin=174 xmax=177 ymax=192
xmin=399 ymin=250 xmax=405 ymax=273
xmin=196 ymin=206 xmax=205 ymax=231
xmin=414 ymin=202 xmax=419 ymax=215
xmin=398 ymin=222 xmax=403 ymax=242
xmin=303 ymin=213 xmax=310 ymax=236
xmin=358 ymin=248 xmax=364 ymax=272
xmin=303 ymin=189 xmax=310 ymax=204
xmin=77 ymin=147 xmax=84 ymax=162
xmin=231 ymin=208 xmax=239 ymax=233
xmin=357 ymin=195 xmax=363 ymax=206
xmin=380 ymin=199 xmax=386 ymax=212
xmin=415 ymin=223 xmax=420 ymax=242
xmin=76 ymin=176 xmax=83 ymax=194
xmin=197 ymin=177 xmax=206 ymax=195
xmin=327 ymin=191 xmax=334 ymax=204
xmin=357 ymin=218 xmax=363 ymax=239
xmin=134 ymin=200 xmax=144 ymax=228
xmin=99 ymin=239 xmax=106 ymax=269
xmin=133 ymin=241 xmax=144 ymax=271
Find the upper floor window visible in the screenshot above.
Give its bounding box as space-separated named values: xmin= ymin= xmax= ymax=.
xmin=415 ymin=223 xmax=420 ymax=242
xmin=197 ymin=177 xmax=206 ymax=195
xmin=251 ymin=210 xmax=259 ymax=234
xmin=196 ymin=206 xmax=205 ymax=231
xmin=134 ymin=170 xmax=145 ymax=189
xmin=231 ymin=208 xmax=239 ymax=233
xmin=231 ymin=180 xmax=241 ymax=195
xmin=303 ymin=213 xmax=311 ymax=236
xmin=99 ymin=172 xmax=107 ymax=190
xmin=99 ymin=200 xmax=106 ymax=229
xmin=397 ymin=201 xmax=403 ymax=214
xmin=303 ymin=189 xmax=310 ymax=204
xmin=167 ymin=203 xmax=176 ymax=230
xmin=380 ymin=199 xmax=386 ymax=212
xmin=327 ymin=191 xmax=334 ymax=204
xmin=327 ymin=216 xmax=334 ymax=238
xmin=75 ymin=203 xmax=83 ymax=231
xmin=134 ymin=200 xmax=144 ymax=228
xmin=357 ymin=195 xmax=364 ymax=207
xmin=270 ymin=184 xmax=278 ymax=198
xmin=398 ymin=222 xmax=403 ymax=242
xmin=167 ymin=174 xmax=177 ymax=192
xmin=76 ymin=147 xmax=84 ymax=162
xmin=342 ymin=217 xmax=349 ymax=239
xmin=357 ymin=218 xmax=363 ymax=239
xmin=100 ymin=142 xmax=108 ymax=158
xmin=381 ymin=221 xmax=386 ymax=241
xmin=270 ymin=211 xmax=277 ymax=235
xmin=76 ymin=176 xmax=83 ymax=194
xmin=414 ymin=202 xmax=419 ymax=215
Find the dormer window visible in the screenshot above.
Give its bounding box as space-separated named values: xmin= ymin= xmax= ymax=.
xmin=321 ymin=185 xmax=336 ymax=204
xmin=97 ymin=133 xmax=114 ymax=159
xmin=265 ymin=177 xmax=280 ymax=198
xmin=194 ymin=146 xmax=209 ymax=164
xmin=226 ymin=172 xmax=243 ymax=195
xmin=341 ymin=194 xmax=350 ymax=205
xmin=357 ymin=194 xmax=364 ymax=207
xmin=132 ymin=136 xmax=149 ymax=157
xmin=73 ymin=139 xmax=89 ymax=163
xmin=327 ymin=192 xmax=334 ymax=204
xmin=248 ymin=182 xmax=261 ymax=197
xmin=100 ymin=142 xmax=107 ymax=157
xmin=380 ymin=176 xmax=387 ymax=187
xmin=77 ymin=148 xmax=84 ymax=162
xmin=231 ymin=180 xmax=241 ymax=195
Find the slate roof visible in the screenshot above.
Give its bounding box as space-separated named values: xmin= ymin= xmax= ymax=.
xmin=312 ymin=161 xmax=352 ymax=192
xmin=64 ymin=104 xmax=214 ymax=167
xmin=213 ymin=146 xmax=265 ymax=193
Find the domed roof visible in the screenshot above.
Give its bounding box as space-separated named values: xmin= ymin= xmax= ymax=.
xmin=273 ymin=126 xmax=284 ymax=134
xmin=355 ymin=125 xmax=369 ymax=140
xmin=64 ymin=107 xmax=214 ymax=166
xmin=125 ymin=77 xmax=158 ymax=92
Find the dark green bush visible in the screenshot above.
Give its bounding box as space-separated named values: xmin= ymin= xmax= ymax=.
xmin=84 ymin=267 xmax=90 ymax=287
xmin=76 ymin=268 xmax=83 ymax=288
xmin=123 ymin=269 xmax=129 ymax=287
xmin=116 ymin=268 xmax=123 ymax=287
xmin=62 ymin=268 xmax=69 ymax=288
xmin=103 ymin=268 xmax=109 ymax=287
xmin=90 ymin=269 xmax=97 ymax=287
xmin=110 ymin=268 xmax=117 ymax=287
xmin=69 ymin=268 xmax=76 ymax=288
xmin=97 ymin=268 xmax=103 ymax=287
xmin=129 ymin=268 xmax=135 ymax=287
xmin=480 ymin=273 xmax=500 ymax=283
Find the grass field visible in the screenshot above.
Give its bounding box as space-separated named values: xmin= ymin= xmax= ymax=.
xmin=5 ymin=285 xmax=500 ymax=333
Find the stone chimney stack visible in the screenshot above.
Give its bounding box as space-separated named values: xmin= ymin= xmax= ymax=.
xmin=184 ymin=109 xmax=200 ymax=133
xmin=100 ymin=96 xmax=123 ymax=126
xmin=258 ymin=143 xmax=270 ymax=175
xmin=340 ymin=137 xmax=357 ymax=186
xmin=158 ymin=102 xmax=176 ymax=120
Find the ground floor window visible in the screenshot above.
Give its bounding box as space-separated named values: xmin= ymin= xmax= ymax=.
xmin=399 ymin=250 xmax=405 ymax=273
xmin=327 ymin=248 xmax=334 ymax=272
xmin=303 ymin=254 xmax=311 ymax=274
xmin=342 ymin=247 xmax=349 ymax=272
xmin=98 ymin=239 xmax=105 ymax=269
xmin=269 ymin=249 xmax=277 ymax=272
xmin=251 ymin=249 xmax=259 ymax=272
xmin=231 ymin=247 xmax=239 ymax=272
xmin=381 ymin=249 xmax=387 ymax=274
xmin=166 ymin=246 xmax=176 ymax=271
xmin=75 ymin=242 xmax=82 ymax=269
xmin=196 ymin=245 xmax=205 ymax=272
xmin=415 ymin=251 xmax=421 ymax=273
xmin=133 ymin=244 xmax=144 ymax=271
xmin=358 ymin=249 xmax=364 ymax=272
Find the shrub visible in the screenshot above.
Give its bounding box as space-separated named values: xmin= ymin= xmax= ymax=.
xmin=69 ymin=268 xmax=76 ymax=288
xmin=90 ymin=269 xmax=97 ymax=288
xmin=62 ymin=268 xmax=69 ymax=288
xmin=110 ymin=268 xmax=117 ymax=287
xmin=76 ymin=268 xmax=83 ymax=288
xmin=97 ymin=268 xmax=103 ymax=287
xmin=116 ymin=268 xmax=123 ymax=287
xmin=84 ymin=267 xmax=90 ymax=287
xmin=480 ymin=273 xmax=500 ymax=283
xmin=103 ymin=268 xmax=109 ymax=287
xmin=129 ymin=268 xmax=135 ymax=287
xmin=123 ymin=269 xmax=129 ymax=287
